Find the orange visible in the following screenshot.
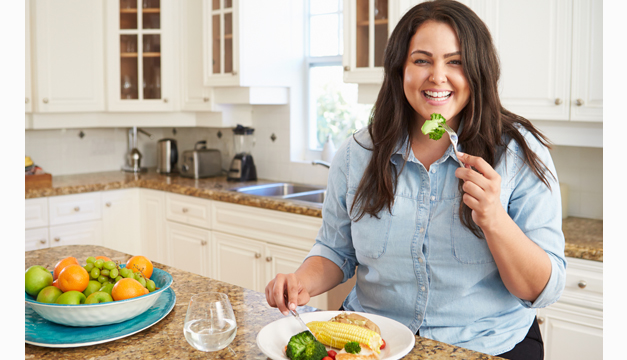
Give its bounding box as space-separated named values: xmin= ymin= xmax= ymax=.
xmin=95 ymin=256 xmax=112 ymax=262
xmin=111 ymin=278 xmax=149 ymax=301
xmin=126 ymin=255 xmax=153 ymax=278
xmin=58 ymin=264 xmax=90 ymax=292
xmin=53 ymin=256 xmax=79 ymax=280
xmin=52 ymin=279 xmax=60 ymax=289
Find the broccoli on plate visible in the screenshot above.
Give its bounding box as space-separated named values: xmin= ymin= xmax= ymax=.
xmin=421 ymin=113 xmax=447 ymax=140
xmin=344 ymin=341 xmax=362 ymax=354
xmin=286 ymin=330 xmax=328 ymax=360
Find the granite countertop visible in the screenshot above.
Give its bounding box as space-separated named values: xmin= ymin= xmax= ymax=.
xmin=25 ymin=245 xmax=502 ymax=359
xmin=25 ymin=170 xmax=603 ymax=262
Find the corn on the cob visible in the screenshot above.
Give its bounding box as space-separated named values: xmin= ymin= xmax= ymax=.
xmin=306 ymin=321 xmax=383 ymax=353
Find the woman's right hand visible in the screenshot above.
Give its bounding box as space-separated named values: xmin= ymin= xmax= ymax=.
xmin=265 ymin=273 xmax=311 ymax=316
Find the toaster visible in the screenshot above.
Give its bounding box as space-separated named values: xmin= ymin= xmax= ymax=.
xmin=180 ymin=141 xmax=222 ymax=179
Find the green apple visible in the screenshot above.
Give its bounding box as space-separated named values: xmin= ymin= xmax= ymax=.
xmin=36 ymin=285 xmax=63 ymax=303
xmin=25 ymin=265 xmax=53 ymax=297
xmin=83 ymin=280 xmax=103 ymax=298
xmin=55 ymin=291 xmax=86 ymax=305
xmin=99 ymin=283 xmax=114 ymax=296
xmin=85 ymin=291 xmax=113 ymax=304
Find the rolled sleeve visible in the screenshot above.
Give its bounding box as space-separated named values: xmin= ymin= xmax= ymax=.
xmin=507 ymin=131 xmax=567 ymax=308
xmin=305 ymin=137 xmax=358 ymax=283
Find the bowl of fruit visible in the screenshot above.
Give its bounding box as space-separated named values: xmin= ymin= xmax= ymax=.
xmin=25 ymin=255 xmax=173 ymax=327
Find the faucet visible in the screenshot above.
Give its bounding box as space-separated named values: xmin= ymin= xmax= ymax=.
xmin=312 ymin=160 xmax=330 ymax=168
xmin=123 ymin=126 xmax=153 ymax=172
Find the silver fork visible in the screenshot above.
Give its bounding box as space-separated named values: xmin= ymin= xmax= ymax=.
xmin=441 ymin=123 xmax=465 ymax=168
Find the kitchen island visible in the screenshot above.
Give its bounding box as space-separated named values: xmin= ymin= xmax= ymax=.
xmin=25 ymin=245 xmax=502 ymax=359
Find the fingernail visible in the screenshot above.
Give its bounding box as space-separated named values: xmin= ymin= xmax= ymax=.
xmin=457 ymin=152 xmax=465 ymax=158
xmin=289 ymin=303 xmax=296 ymax=311
xmin=282 ymin=310 xmax=289 ymax=316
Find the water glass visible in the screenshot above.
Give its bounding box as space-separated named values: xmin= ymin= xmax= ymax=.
xmin=184 ymin=292 xmax=237 ymax=352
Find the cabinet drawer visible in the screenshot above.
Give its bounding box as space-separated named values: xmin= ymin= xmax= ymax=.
xmin=212 ymin=201 xmax=323 ymax=251
xmin=26 ymin=198 xmax=49 ymax=229
xmin=165 ymin=193 xmax=212 ymax=230
xmin=561 ymin=257 xmax=603 ymax=310
xmin=48 ymin=192 xmax=102 ymax=226
xmin=49 ymin=220 xmax=103 ymax=247
xmin=25 ymin=227 xmax=50 ymax=251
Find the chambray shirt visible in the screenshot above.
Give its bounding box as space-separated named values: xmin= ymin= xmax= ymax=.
xmin=307 ymin=124 xmax=566 ymax=355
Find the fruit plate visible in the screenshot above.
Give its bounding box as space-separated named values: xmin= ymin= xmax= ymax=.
xmin=24 ymin=266 xmax=173 ymax=327
xmin=26 ymin=287 xmax=175 ymax=348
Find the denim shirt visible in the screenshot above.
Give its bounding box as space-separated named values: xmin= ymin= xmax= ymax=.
xmin=307 ymin=125 xmax=566 ymax=356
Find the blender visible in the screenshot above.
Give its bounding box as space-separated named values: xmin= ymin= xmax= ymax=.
xmin=227 ymin=125 xmax=257 ymax=181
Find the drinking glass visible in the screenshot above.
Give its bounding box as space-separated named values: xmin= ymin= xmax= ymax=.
xmin=184 ymin=292 xmax=237 ymax=352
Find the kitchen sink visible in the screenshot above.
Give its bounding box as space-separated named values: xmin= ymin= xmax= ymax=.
xmin=229 ymin=183 xmax=326 ymax=205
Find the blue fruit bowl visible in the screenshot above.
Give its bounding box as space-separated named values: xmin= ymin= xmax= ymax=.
xmin=24 ymin=265 xmax=173 ymax=327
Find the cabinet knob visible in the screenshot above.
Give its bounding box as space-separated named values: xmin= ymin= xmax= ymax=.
xmin=106 ymin=202 xmax=111 ymax=207
xmin=74 ymin=206 xmax=80 ymax=212
xmin=54 ymin=237 xmax=61 ymax=242
xmin=344 ymin=66 xmax=350 ymax=71
xmin=554 ymin=98 xmax=562 ymax=105
xmin=255 ymin=253 xmax=261 ymax=259
xmin=182 ymin=207 xmax=189 ymax=213
xmin=266 ymin=256 xmax=273 ymax=262
xmin=26 ymin=97 xmax=30 ymax=104
xmin=201 ymin=240 xmax=207 ymax=246
xmin=43 ymin=98 xmax=49 ymax=104
xmin=232 ymin=71 xmax=238 ymax=76
xmin=575 ymin=98 xmax=584 ymax=106
xmin=163 ymin=98 xmax=168 ymax=103
xmin=537 ymin=317 xmax=545 ymax=325
xmin=578 ymin=280 xmax=587 ymax=289
xmin=203 ymin=97 xmax=210 ymax=102
xmin=39 ymin=239 xmax=46 ymax=244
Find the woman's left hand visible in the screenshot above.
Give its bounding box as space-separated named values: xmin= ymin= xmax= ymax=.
xmin=454 ymin=152 xmax=507 ymax=232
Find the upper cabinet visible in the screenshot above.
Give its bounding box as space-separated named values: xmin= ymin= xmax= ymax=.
xmin=25 ymin=1 xmax=32 ymax=114
xmin=202 ymin=0 xmax=293 ymax=91
xmin=105 ymin=0 xmax=177 ymax=111
xmin=32 ymin=0 xmax=105 ymax=112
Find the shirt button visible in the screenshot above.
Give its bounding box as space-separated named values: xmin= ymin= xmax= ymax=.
xmin=419 ymin=228 xmax=425 ymax=233
xmin=431 ymin=168 xmax=436 ymax=173
xmin=430 ymin=196 xmax=435 ymax=201
xmin=418 ymin=258 xmax=424 ymax=263
xmin=421 ymin=286 xmax=426 ymax=291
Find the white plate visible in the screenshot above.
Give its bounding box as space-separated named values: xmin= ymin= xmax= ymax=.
xmin=256 ymin=311 xmax=415 ymax=360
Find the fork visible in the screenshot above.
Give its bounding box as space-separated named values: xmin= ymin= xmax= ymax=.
xmin=440 ymin=123 xmax=465 ymax=168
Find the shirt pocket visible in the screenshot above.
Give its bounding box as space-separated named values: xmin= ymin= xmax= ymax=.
xmin=450 ymin=197 xmax=495 ymax=264
xmin=346 ymin=193 xmax=391 ymax=259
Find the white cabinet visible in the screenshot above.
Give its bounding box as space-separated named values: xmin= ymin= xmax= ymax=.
xmin=105 ymin=0 xmax=177 ymax=111
xmin=165 ymin=193 xmax=212 ymax=229
xmin=25 ymin=197 xmax=48 ymax=229
xmin=25 ymin=227 xmax=49 ymax=252
xmin=32 ymin=0 xmax=105 ymax=112
xmin=25 ymin=0 xmax=32 ymax=114
xmin=140 ymin=189 xmax=167 ymax=265
xmin=48 ymin=192 xmax=102 ymax=226
xmin=165 ymin=221 xmax=212 ymax=277
xmin=536 ymin=258 xmax=603 ymax=360
xmin=102 ymin=189 xmax=141 ymax=256
xmin=49 ymin=220 xmax=103 ymax=247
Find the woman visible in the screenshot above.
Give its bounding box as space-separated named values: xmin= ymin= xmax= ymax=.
xmin=265 ymin=1 xmax=566 ymax=358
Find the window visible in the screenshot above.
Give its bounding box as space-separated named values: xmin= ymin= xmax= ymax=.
xmin=306 ymin=0 xmax=373 ymax=151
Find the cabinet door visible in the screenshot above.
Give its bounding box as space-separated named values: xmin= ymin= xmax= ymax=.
xmin=203 ymin=0 xmax=238 ymax=86
xmin=102 ymin=189 xmax=140 ymax=256
xmin=25 ymin=228 xmax=49 ymax=252
xmin=212 ymin=231 xmax=265 ymax=292
xmin=33 ymin=0 xmax=105 ymax=112
xmin=537 ymin=303 xmax=603 ymax=360
xmin=496 ymin=0 xmax=572 ymax=121
xmin=140 ymin=189 xmax=166 ymax=264
xmin=49 ymin=220 xmax=103 ymax=247
xmin=165 ymin=221 xmax=212 ymax=277
xmin=48 ymin=192 xmax=102 ymax=226
xmin=25 ymin=0 xmax=32 ymax=113
xmin=570 ymin=0 xmax=602 ymax=122
xmin=26 ymin=197 xmax=48 ymax=229
xmin=106 ymin=0 xmax=176 ymax=111
xmin=265 ymin=244 xmax=328 ymax=311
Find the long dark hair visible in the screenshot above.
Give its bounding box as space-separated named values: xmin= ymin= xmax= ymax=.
xmin=352 ymin=0 xmax=555 ymax=238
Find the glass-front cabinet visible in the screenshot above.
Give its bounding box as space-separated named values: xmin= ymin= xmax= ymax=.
xmin=107 ymin=0 xmax=175 ymax=111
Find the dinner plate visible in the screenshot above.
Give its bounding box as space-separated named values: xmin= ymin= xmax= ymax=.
xmin=25 ymin=287 xmax=176 ymax=348
xmin=256 ymin=311 xmax=415 ymax=360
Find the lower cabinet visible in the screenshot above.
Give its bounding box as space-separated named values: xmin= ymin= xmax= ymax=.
xmin=25 ymin=227 xmax=50 ymax=251
xmin=102 ymin=188 xmax=140 ymax=256
xmin=49 ymin=220 xmax=103 ymax=247
xmin=139 ymin=189 xmax=167 ymax=264
xmin=165 ymin=221 xmax=212 ymax=278
xmin=537 ymin=257 xmax=603 ymax=360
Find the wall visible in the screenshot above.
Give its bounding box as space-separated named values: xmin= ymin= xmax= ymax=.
xmin=24 ymin=122 xmax=602 ymax=220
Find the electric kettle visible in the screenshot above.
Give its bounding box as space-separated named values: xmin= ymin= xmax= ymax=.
xmin=157 ymin=138 xmax=178 ymax=174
